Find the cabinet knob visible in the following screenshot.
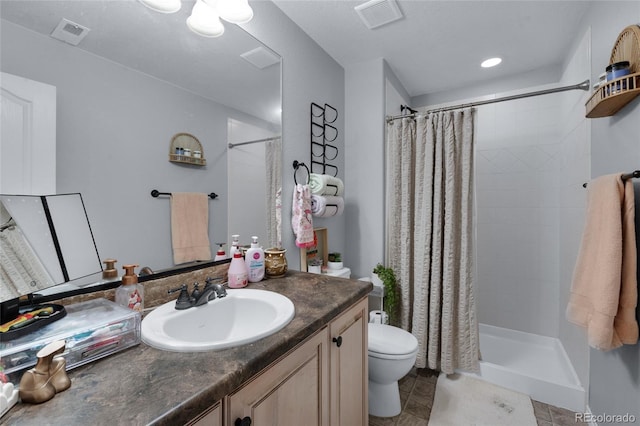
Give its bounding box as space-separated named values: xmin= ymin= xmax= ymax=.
xmin=235 ymin=416 xmax=252 ymax=426
xmin=332 ymin=336 xmax=343 ymax=347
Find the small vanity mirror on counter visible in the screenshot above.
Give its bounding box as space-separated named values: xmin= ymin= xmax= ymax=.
xmin=0 ymin=193 xmax=102 ymax=302
xmin=1 ymin=1 xmax=282 ymax=301
xmin=0 ymin=193 xmax=103 ymax=337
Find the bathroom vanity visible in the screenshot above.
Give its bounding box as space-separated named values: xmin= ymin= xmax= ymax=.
xmin=2 ymin=271 xmax=372 ymax=425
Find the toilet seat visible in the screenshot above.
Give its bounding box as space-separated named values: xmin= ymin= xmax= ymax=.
xmin=368 ymin=323 xmax=418 ymax=359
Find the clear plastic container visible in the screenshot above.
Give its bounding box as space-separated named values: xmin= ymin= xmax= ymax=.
xmin=0 ymin=298 xmax=140 ymax=382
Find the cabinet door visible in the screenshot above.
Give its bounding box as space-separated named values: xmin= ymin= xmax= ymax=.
xmin=189 ymin=401 xmax=222 ymax=426
xmin=329 ymin=297 xmax=368 ymax=426
xmin=226 ymin=328 xmax=329 ymax=426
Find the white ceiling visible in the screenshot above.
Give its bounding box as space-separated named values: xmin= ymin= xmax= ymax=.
xmin=0 ymin=0 xmax=282 ymax=124
xmin=273 ymin=0 xmax=592 ymax=98
xmin=1 ymin=0 xmax=594 ymax=113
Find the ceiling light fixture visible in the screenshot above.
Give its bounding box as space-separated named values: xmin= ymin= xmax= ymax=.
xmin=139 ymin=0 xmax=181 ymax=14
xmin=138 ymin=0 xmax=253 ymax=38
xmin=217 ymin=0 xmax=254 ymax=24
xmin=481 ymin=57 xmax=502 ymax=68
xmin=187 ymin=0 xmax=225 ymax=37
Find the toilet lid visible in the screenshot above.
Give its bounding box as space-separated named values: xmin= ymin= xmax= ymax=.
xmin=368 ymin=323 xmax=418 ymax=356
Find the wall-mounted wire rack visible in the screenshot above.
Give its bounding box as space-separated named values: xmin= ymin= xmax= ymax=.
xmin=310 ymin=102 xmax=339 ymax=177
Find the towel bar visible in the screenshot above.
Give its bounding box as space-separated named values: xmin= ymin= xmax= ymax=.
xmin=150 ymin=190 xmax=218 ymax=199
xmin=582 ymin=170 xmax=639 ymax=188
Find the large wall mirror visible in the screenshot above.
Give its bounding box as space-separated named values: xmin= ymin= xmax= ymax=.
xmin=0 ymin=1 xmax=282 ymax=301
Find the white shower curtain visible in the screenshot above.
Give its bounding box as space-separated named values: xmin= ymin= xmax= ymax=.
xmin=387 ymin=109 xmax=479 ymax=374
xmin=265 ymin=137 xmax=282 ymax=248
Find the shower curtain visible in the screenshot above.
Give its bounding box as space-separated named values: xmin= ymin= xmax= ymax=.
xmin=387 ymin=109 xmax=479 ymax=374
xmin=265 ymin=137 xmax=282 ymax=248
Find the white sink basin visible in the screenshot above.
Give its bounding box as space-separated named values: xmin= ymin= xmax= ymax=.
xmin=141 ymin=289 xmax=295 ymax=352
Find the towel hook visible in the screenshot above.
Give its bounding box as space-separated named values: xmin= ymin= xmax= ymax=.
xmin=293 ymin=160 xmax=310 ymax=185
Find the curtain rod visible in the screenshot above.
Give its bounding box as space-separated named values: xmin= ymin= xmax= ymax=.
xmin=228 ymin=135 xmax=281 ymax=149
xmin=386 ymin=79 xmax=590 ymax=123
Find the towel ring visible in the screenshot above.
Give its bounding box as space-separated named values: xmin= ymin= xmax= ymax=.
xmin=293 ymin=160 xmax=310 ymax=185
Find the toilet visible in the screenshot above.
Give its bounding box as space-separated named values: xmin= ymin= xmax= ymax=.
xmin=358 ymin=275 xmax=419 ymax=417
xmin=368 ymin=322 xmax=419 ymax=417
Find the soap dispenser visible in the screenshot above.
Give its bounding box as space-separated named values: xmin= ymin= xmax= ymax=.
xmin=230 ymin=234 xmax=240 ymax=259
xmin=115 ymin=264 xmax=144 ymax=313
xmin=245 ymin=236 xmax=265 ymax=282
xmin=214 ymin=243 xmax=227 ymax=261
xmin=228 ymin=249 xmax=248 ymax=288
xmin=102 ymin=258 xmax=118 ymax=280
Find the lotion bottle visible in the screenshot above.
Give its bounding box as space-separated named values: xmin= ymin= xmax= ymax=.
xmin=245 ymin=236 xmax=265 ymax=282
xmin=115 ymin=264 xmax=144 ymax=313
xmin=227 ymin=249 xmax=248 ymax=288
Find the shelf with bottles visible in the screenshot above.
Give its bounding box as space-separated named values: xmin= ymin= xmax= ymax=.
xmin=168 ymin=132 xmax=206 ymax=166
xmin=585 ymin=25 xmax=640 ymax=118
xmin=585 ymin=73 xmax=640 ymax=118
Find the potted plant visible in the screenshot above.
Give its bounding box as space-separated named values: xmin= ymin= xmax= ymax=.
xmin=327 ymin=252 xmax=343 ymax=270
xmin=373 ymin=263 xmax=398 ymax=325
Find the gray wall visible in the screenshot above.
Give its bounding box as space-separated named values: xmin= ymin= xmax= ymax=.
xmin=344 ymin=58 xmax=385 ymax=278
xmin=1 ymin=20 xmax=246 ymax=272
xmin=557 ymin=27 xmax=592 ymax=405
xmin=583 ymin=2 xmax=640 ymax=422
xmin=341 ymin=58 xmax=410 ymax=279
xmin=243 ymin=2 xmax=346 ymax=271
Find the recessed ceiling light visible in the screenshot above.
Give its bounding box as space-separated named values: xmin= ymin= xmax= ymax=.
xmin=481 ymin=57 xmax=502 ymax=68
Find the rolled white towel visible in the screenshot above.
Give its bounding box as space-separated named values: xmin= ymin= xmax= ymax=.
xmin=309 ymin=173 xmax=344 ymax=196
xmin=310 ymin=195 xmax=344 ymax=217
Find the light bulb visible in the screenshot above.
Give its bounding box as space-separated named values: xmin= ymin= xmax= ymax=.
xmin=187 ymin=0 xmax=225 ymax=38
xmin=481 ymin=57 xmax=502 ymax=68
xmin=217 ymin=0 xmax=254 ymax=24
xmin=138 ymin=0 xmax=181 ymax=14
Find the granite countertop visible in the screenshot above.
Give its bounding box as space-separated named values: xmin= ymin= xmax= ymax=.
xmin=3 ymin=271 xmax=372 ymax=425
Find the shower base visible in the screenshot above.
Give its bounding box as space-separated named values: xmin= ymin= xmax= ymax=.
xmin=459 ymin=323 xmax=585 ymax=412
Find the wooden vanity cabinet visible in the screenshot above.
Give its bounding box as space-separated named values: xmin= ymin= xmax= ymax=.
xmin=188 ymin=401 xmax=222 ymax=426
xmin=329 ymin=297 xmax=368 ymax=425
xmin=222 ymin=297 xmax=368 ymax=426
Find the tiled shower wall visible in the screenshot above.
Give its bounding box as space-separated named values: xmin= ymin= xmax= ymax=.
xmin=475 ymin=90 xmax=564 ymax=337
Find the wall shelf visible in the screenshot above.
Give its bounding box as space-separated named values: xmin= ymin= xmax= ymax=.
xmin=585 ymin=25 xmax=640 ymax=118
xmin=168 ymin=132 xmax=206 ymax=166
xmin=585 ymin=73 xmax=640 ymax=118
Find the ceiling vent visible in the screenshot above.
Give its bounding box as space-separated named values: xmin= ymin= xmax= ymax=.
xmin=240 ymin=46 xmax=280 ymax=70
xmin=50 ymin=18 xmax=90 ymax=46
xmin=355 ymin=0 xmax=403 ymax=30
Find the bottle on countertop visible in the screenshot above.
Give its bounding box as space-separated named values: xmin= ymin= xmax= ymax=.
xmin=245 ymin=236 xmax=265 ymax=283
xmin=115 ymin=264 xmax=144 ymax=313
xmin=230 ymin=234 xmax=240 ymax=259
xmin=228 ymin=249 xmax=248 ymax=288
xmin=214 ymin=243 xmax=227 ymax=261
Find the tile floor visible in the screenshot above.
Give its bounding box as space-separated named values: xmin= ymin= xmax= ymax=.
xmin=368 ymin=369 xmax=586 ymax=426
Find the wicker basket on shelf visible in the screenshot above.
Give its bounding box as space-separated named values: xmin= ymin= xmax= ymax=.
xmin=168 ymin=132 xmax=206 ymax=166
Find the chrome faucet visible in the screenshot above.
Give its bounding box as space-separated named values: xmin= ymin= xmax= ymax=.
xmin=168 ymin=277 xmax=227 ymax=310
xmin=167 ymin=284 xmax=193 ymax=310
xmin=193 ymin=283 xmax=216 ymax=307
xmin=204 ymin=277 xmax=227 ymax=299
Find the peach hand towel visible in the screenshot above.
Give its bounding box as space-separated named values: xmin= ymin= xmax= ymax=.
xmin=566 ymin=173 xmax=638 ymax=351
xmin=170 ymin=193 xmax=212 ymax=264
